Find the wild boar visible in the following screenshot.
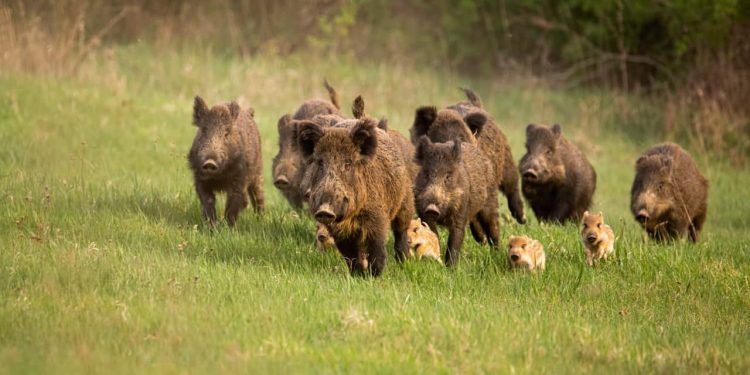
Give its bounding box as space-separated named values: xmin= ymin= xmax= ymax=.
xmin=411 ymin=88 xmax=526 ymax=224
xmin=507 ymin=235 xmax=545 ymax=272
xmin=272 ymin=81 xmax=341 ymax=209
xmin=630 ymin=143 xmax=708 ymax=242
xmin=414 ymin=136 xmax=499 ymax=266
xmin=298 ymin=117 xmax=415 ymax=277
xmin=188 ymin=96 xmax=264 ymax=226
xmin=580 ymin=211 xmax=615 ymax=266
xmin=519 ymin=124 xmax=596 ymax=223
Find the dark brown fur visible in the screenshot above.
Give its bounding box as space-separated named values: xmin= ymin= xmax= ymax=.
xmin=631 ymin=143 xmax=708 ymax=242
xmin=414 ymin=136 xmax=499 ymax=266
xmin=519 ymin=124 xmax=596 ymax=223
xmin=298 ymin=118 xmax=415 ymax=277
xmin=411 ymin=89 xmax=526 ymax=226
xmin=188 ymin=96 xmax=264 ymax=226
xmin=272 ymin=82 xmax=342 ymax=209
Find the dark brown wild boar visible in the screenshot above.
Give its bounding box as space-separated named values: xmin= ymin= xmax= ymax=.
xmin=298 ymin=117 xmax=415 ymax=277
xmin=519 ymin=124 xmax=596 ymax=223
xmin=414 ymin=136 xmax=499 ymax=266
xmin=411 ymin=89 xmax=526 ymax=225
xmin=631 ymin=143 xmax=708 ymax=242
xmin=272 ymin=81 xmax=341 ymax=209
xmin=188 ymin=96 xmax=264 ymax=226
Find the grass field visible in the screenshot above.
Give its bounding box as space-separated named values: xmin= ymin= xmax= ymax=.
xmin=1 ymin=46 xmax=749 ymax=373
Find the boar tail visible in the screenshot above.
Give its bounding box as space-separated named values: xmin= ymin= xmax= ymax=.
xmin=324 ymin=79 xmax=341 ymax=110
xmin=460 ymin=87 xmax=483 ymax=108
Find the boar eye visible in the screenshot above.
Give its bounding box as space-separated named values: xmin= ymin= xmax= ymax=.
xmin=343 ymin=161 xmax=353 ymax=171
xmin=546 ymin=149 xmax=553 ymax=157
xmin=597 ymin=223 xmax=601 ymax=229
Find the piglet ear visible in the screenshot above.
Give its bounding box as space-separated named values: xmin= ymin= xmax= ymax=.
xmin=351 ymin=118 xmax=378 ymax=158
xmin=228 ymin=101 xmax=241 ymax=121
xmin=412 ymin=106 xmax=437 ymax=143
xmin=583 ymin=210 xmax=590 ymax=218
xmin=552 ymin=124 xmax=562 ymax=138
xmin=193 ymin=96 xmax=209 ymax=126
xmin=464 ymin=112 xmax=487 ymax=135
xmin=298 ymin=121 xmax=324 ymax=158
xmin=450 ymin=141 xmax=462 ymax=161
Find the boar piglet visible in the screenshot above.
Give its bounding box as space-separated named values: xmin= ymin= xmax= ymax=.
xmin=580 ymin=211 xmax=615 ymax=266
xmin=298 ymin=118 xmax=415 ymax=277
xmin=630 ymin=143 xmax=708 ymax=242
xmin=507 ymin=235 xmax=545 ymax=272
xmin=188 ymin=96 xmax=264 ymax=226
xmin=272 ymin=81 xmax=341 ymax=209
xmin=414 ymin=136 xmax=499 ymax=266
xmin=519 ymin=124 xmax=596 ymax=223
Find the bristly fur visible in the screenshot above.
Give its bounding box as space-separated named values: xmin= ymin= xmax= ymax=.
xmin=324 ymin=78 xmax=340 ymax=110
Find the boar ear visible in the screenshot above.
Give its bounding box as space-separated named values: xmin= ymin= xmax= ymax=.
xmin=421 ymin=221 xmax=430 ymax=229
xmin=228 ymin=101 xmax=241 ymax=121
xmin=661 ymin=156 xmax=674 ymax=173
xmin=351 ymin=118 xmax=378 ymax=158
xmin=352 ymin=95 xmax=366 ymax=119
xmin=413 ymin=106 xmax=437 ymax=139
xmin=298 ymin=121 xmax=324 ymax=157
xmin=464 ymin=112 xmax=487 ymax=135
xmin=415 ymin=135 xmax=431 ymax=162
xmin=277 ymin=114 xmax=291 ymax=133
xmin=377 ymin=117 xmax=388 ymax=131
xmin=450 ymin=141 xmax=462 ymax=161
xmin=525 ymin=124 xmax=538 ymax=137
xmin=193 ymin=96 xmax=209 ymax=126
xmin=552 ymin=124 xmax=562 ymax=138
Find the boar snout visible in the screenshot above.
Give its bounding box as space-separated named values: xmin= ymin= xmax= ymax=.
xmin=274 ymin=175 xmax=289 ymax=188
xmin=317 ymin=232 xmax=329 ymax=242
xmin=586 ymin=234 xmax=598 ymax=244
xmin=201 ymin=159 xmax=219 ymax=173
xmin=636 ymin=209 xmax=650 ymax=223
xmin=423 ymin=204 xmax=440 ymax=220
xmin=522 ymin=169 xmax=538 ymax=181
xmin=314 ymin=203 xmax=337 ymax=224
xmin=510 ymin=254 xmax=520 ymax=262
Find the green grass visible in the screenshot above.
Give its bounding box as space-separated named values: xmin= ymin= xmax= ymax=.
xmin=1 ymin=46 xmax=749 ymax=373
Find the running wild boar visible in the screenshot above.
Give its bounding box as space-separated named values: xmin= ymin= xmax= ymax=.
xmin=630 ymin=143 xmax=708 ymax=242
xmin=519 ymin=124 xmax=596 ymax=223
xmin=188 ymin=96 xmax=264 ymax=226
xmin=272 ymin=81 xmax=341 ymax=209
xmin=298 ymin=117 xmax=415 ymax=277
xmin=414 ymin=136 xmax=499 ymax=266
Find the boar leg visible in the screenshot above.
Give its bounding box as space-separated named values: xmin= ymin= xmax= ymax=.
xmin=225 ymin=189 xmax=249 ymax=227
xmin=476 ymin=206 xmax=500 ymax=247
xmin=365 ymin=234 xmax=387 ymax=277
xmin=195 ymin=182 xmax=217 ymax=226
xmin=502 ymin=179 xmax=527 ymax=224
xmin=689 ymin=212 xmax=706 ymax=243
xmin=247 ymin=178 xmax=265 ymax=213
xmin=469 ymin=220 xmax=487 ymax=244
xmin=334 ymin=236 xmax=363 ymax=276
xmin=445 ymin=220 xmax=466 ymax=267
xmin=391 ymin=201 xmax=413 ymax=262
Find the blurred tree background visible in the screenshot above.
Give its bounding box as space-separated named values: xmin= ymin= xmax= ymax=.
xmin=1 ymin=0 xmax=748 ymax=160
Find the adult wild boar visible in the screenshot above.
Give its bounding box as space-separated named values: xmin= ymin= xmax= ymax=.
xmin=631 ymin=143 xmax=708 ymax=242
xmin=519 ymin=124 xmax=596 ymax=223
xmin=272 ymin=81 xmax=341 ymax=209
xmin=414 ymin=136 xmax=499 ymax=266
xmin=188 ymin=96 xmax=264 ymax=226
xmin=298 ymin=117 xmax=415 ymax=277
xmin=411 ymin=89 xmax=526 ymax=225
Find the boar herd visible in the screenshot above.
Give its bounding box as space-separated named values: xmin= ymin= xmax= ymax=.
xmin=188 ymin=82 xmax=709 ymax=277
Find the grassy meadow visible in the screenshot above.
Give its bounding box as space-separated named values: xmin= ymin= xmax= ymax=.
xmin=1 ymin=45 xmax=749 ymax=373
